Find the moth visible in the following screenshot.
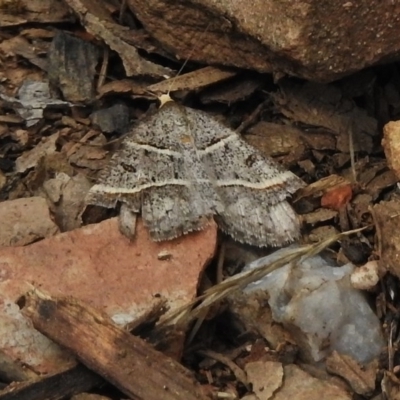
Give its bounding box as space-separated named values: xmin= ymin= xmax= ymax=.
xmin=86 ymin=97 xmax=305 ymax=247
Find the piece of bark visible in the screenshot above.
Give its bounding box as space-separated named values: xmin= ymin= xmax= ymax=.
xmin=326 ymin=351 xmax=377 ymax=395
xmin=272 ymin=81 xmax=377 ymax=154
xmin=0 ymin=36 xmax=48 ymax=72
xmin=0 ymin=365 xmax=102 ymax=400
xmin=245 ymin=122 xmax=307 ymax=167
xmin=0 ymin=197 xmax=59 ymax=247
xmin=65 ymin=0 xmax=171 ymax=79
xmin=300 ymin=130 xmax=336 ymax=151
xmin=200 ymin=74 xmax=264 ymax=104
xmin=23 ymin=291 xmax=209 ymax=400
xmin=15 ymin=132 xmax=59 ymax=173
xmin=365 ymin=169 xmax=398 ymax=200
xmin=301 ymin=208 xmax=338 ymax=226
xmin=97 ymin=79 xmax=149 ymax=98
xmin=229 ymin=290 xmax=294 ymax=352
xmin=48 ymin=31 xmax=99 ymax=103
xmin=308 ymin=225 xmax=339 ymax=243
xmin=293 ymin=174 xmax=351 ymax=202
xmin=0 ymin=0 xmax=73 ymax=27
xmin=147 ymin=66 xmax=237 ymax=94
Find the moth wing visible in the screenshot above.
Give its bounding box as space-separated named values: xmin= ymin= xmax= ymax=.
xmin=215 ymin=188 xmax=302 ymax=246
xmin=188 ymin=108 xmax=305 ymax=246
xmin=139 ymin=104 xmax=223 ymax=240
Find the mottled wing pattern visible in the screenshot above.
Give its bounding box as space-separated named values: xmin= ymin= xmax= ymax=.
xmin=186 ymin=107 xmax=305 ymax=246
xmin=214 ymin=189 xmax=302 ymax=246
xmin=86 ymin=104 xmax=221 ymax=240
xmin=86 ymin=102 xmax=305 ymax=246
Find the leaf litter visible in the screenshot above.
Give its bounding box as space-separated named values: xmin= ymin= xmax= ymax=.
xmin=0 ymin=0 xmax=400 ymax=399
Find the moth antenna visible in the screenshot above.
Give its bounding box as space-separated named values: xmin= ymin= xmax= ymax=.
xmin=158 ymin=22 xmax=212 ymax=107
xmin=144 ymin=89 xmax=159 ymax=100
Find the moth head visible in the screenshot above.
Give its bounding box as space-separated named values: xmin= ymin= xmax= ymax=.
xmin=158 ymin=93 xmax=174 ymax=108
xmin=144 ymin=89 xmax=174 ymax=109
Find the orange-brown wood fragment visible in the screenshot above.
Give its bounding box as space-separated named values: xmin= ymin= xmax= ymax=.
xmin=22 ymin=291 xmax=209 ymax=400
xmin=321 ymin=184 xmax=353 ymax=210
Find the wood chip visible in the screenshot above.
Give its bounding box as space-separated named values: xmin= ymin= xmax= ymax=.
xmin=0 ymin=365 xmax=103 ymax=400
xmin=147 ymin=66 xmax=237 ymax=94
xmin=23 ymin=291 xmax=209 ymax=400
xmin=326 ymin=351 xmax=377 ymax=395
xmin=65 ymin=0 xmax=172 ymax=78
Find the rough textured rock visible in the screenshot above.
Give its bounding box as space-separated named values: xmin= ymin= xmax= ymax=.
xmin=383 ymin=120 xmax=400 ymax=180
xmin=127 ymin=0 xmax=400 ymax=82
xmin=373 ymin=200 xmax=400 ymax=279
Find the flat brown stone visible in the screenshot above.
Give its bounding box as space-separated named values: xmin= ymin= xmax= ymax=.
xmin=0 ymin=218 xmax=217 ymax=373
